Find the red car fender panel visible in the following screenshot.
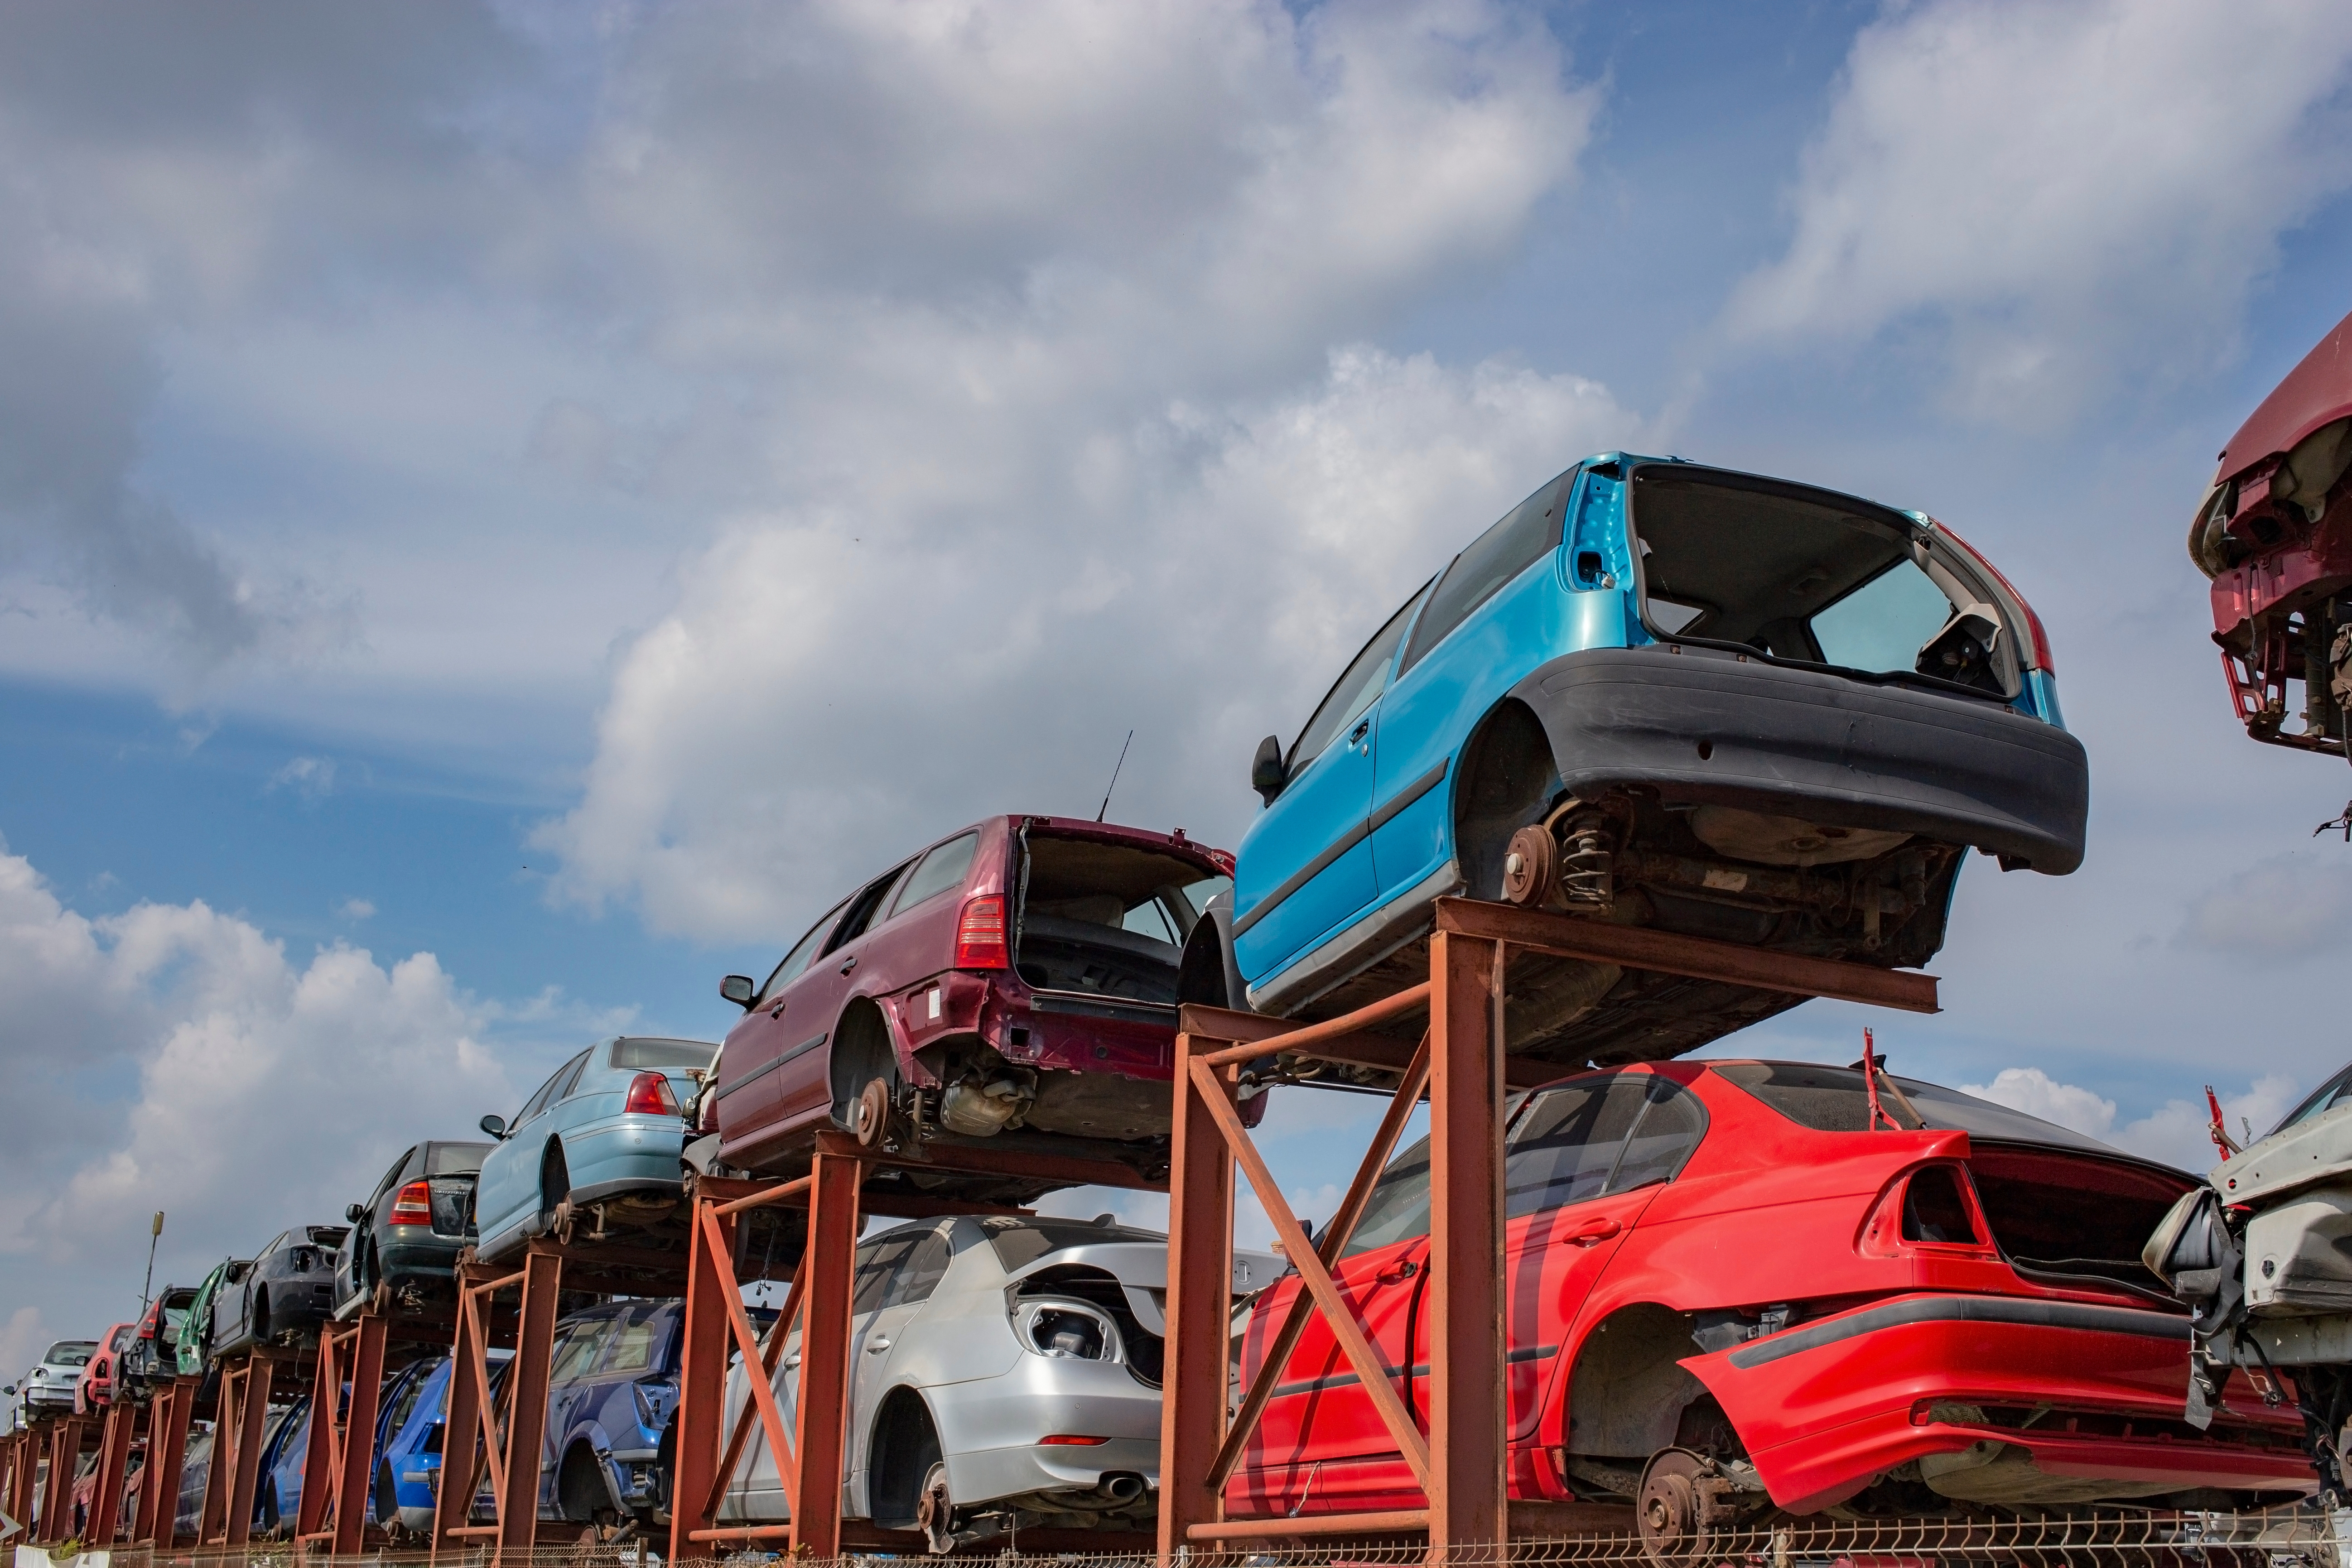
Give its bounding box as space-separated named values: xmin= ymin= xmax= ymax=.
xmin=1680 ymin=1293 xmax=2309 ymax=1514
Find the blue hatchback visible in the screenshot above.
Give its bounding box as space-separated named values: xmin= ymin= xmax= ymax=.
xmin=472 ymin=1035 xmax=718 ymax=1262
xmin=534 ymin=1299 xmax=699 ymax=1525
xmin=1193 ymin=454 xmax=2088 ymax=1051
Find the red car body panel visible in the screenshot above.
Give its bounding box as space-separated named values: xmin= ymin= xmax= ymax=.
xmin=716 ymin=814 xmax=1236 ymax=1176
xmin=75 ymin=1322 xmax=134 ymax=1414
xmin=1229 ymin=1062 xmax=2312 ymax=1521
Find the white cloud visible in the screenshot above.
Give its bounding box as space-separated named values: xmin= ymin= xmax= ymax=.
xmin=1726 ymin=0 xmax=2352 ymax=422
xmin=337 ymin=896 xmax=376 ymax=921
xmin=269 ymin=755 xmax=337 ymax=801
xmin=0 ymin=839 xmax=516 ymax=1327
xmin=540 ymin=346 xmax=1635 ymax=940
xmin=1961 ymin=1066 xmax=2302 ymax=1174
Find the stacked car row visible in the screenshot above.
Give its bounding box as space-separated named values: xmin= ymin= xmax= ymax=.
xmin=22 ymin=450 xmax=2320 ymax=1543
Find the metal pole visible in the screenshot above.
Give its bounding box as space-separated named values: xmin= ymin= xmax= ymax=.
xmin=140 ymin=1211 xmax=164 ymax=1317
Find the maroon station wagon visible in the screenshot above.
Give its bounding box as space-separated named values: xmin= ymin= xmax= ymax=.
xmin=709 ymin=816 xmax=1242 ymax=1198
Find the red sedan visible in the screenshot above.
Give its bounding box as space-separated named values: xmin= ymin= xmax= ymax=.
xmin=1230 ymin=1058 xmax=2313 ymax=1534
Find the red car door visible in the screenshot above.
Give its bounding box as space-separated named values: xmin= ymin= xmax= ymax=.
xmin=1497 ymin=1073 xmax=1706 ymax=1444
xmin=1230 ymin=1144 xmax=1436 ymax=1518
xmin=769 ymin=862 xmax=915 ymax=1129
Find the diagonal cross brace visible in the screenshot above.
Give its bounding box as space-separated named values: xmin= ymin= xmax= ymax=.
xmin=705 ymin=1260 xmax=808 ymax=1524
xmin=1210 ymin=1030 xmax=1432 ymax=1491
xmin=698 ymin=1202 xmax=804 ymax=1515
xmin=1186 ymin=1054 xmax=1433 ymax=1493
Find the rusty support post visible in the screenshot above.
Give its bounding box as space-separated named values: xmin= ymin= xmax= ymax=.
xmin=1427 ymin=930 xmax=1506 ymax=1554
xmin=141 ymin=1376 xmax=198 ymax=1546
xmin=221 ymin=1355 xmax=278 ymax=1547
xmin=298 ymin=1311 xmax=388 ymax=1554
xmin=667 ymin=1190 xmax=739 ymax=1563
xmin=89 ymin=1399 xmax=139 ymax=1544
xmin=430 ymin=1270 xmax=492 ymax=1559
xmin=790 ymin=1150 xmax=862 ymax=1559
xmin=497 ymin=1248 xmax=565 ymax=1557
xmin=39 ymin=1418 xmax=85 ymax=1544
xmin=1157 ymin=1026 xmax=1236 ymax=1559
xmin=198 ymin=1362 xmax=242 ymax=1544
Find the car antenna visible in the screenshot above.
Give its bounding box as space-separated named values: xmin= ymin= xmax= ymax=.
xmin=1095 ymin=729 xmax=1134 ymax=822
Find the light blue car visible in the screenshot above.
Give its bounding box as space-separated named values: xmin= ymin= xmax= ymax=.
xmin=473 ymin=1035 xmax=718 ymax=1262
xmin=1186 ymin=454 xmax=2089 ymax=1060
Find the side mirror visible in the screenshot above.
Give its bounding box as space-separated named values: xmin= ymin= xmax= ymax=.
xmin=719 ymin=974 xmax=757 ymax=1010
xmin=344 ymin=1202 xmax=366 ymax=1225
xmin=1251 ymin=735 xmax=1287 ymax=805
xmin=478 ymin=1113 xmax=508 ymax=1141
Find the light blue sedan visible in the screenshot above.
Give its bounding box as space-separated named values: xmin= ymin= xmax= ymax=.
xmin=1190 ymin=453 xmax=2089 ymax=1058
xmin=473 ymin=1035 xmax=718 ymax=1262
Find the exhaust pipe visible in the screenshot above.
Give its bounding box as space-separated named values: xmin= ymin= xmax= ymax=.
xmin=1096 ymin=1472 xmax=1146 ymax=1504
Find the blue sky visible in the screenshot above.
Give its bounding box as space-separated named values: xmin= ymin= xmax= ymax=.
xmin=6 ymin=0 xmax=2352 ymax=1369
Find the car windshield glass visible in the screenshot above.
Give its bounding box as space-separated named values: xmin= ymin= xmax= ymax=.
xmin=47 ymin=1343 xmax=96 ymax=1367
xmin=983 ymin=1218 xmax=1164 ymax=1271
xmin=425 ymin=1142 xmax=490 ymax=1176
xmin=2275 ymin=1063 xmax=2352 ymax=1135
xmin=1629 ymin=467 xmax=2000 ymax=695
xmin=1714 ymin=1062 xmax=2116 ymax=1152
xmin=1289 ymin=584 xmax=1431 ymax=771
xmin=1015 ymin=836 xmax=1227 ymax=1004
xmin=611 ymin=1038 xmax=718 ymax=1071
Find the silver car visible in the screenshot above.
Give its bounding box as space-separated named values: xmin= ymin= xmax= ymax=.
xmin=13 ymin=1339 xmax=97 ymax=1417
xmin=720 ymin=1214 xmax=1278 ymax=1551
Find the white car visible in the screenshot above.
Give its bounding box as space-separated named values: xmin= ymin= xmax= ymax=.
xmin=13 ymin=1340 xmax=98 ymax=1418
xmin=720 ymin=1214 xmax=1278 ymax=1550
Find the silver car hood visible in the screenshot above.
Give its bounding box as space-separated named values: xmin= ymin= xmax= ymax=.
xmin=2213 ymin=1101 xmax=2352 ymax=1205
xmin=1008 ymin=1242 xmax=1282 ymax=1336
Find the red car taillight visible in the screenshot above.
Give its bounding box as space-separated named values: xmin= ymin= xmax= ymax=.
xmin=955 ymin=895 xmax=1007 ymax=969
xmin=624 ymin=1072 xmax=680 ymax=1116
xmin=388 ymin=1180 xmax=434 ymax=1227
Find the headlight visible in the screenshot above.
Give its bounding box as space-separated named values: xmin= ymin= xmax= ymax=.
xmin=1013 ymin=1300 xmax=1122 ymax=1363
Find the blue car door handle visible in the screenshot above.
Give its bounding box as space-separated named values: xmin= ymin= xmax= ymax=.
xmin=1349 ymin=720 xmax=1371 ymax=750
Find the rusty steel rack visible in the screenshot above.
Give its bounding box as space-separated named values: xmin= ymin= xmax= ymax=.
xmin=1156 ymin=896 xmax=1938 ymax=1558
xmin=291 ymin=1304 xmax=460 ymax=1556
xmin=664 ymin=1129 xmax=1166 ymax=1562
xmin=196 ymin=1347 xmax=303 ymax=1549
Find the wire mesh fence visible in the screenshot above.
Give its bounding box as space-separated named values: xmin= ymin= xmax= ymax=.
xmin=20 ymin=1509 xmax=2352 ymax=1568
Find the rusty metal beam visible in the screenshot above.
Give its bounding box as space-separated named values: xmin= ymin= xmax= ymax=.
xmin=89 ymin=1399 xmax=138 ymax=1544
xmin=1157 ymin=1030 xmax=1237 ymax=1559
xmin=221 ymin=1355 xmax=278 ymax=1547
xmin=1190 ymin=1509 xmax=1431 ymax=1540
xmin=38 ymin=1418 xmax=85 ymax=1544
xmin=789 ymin=1150 xmax=861 ymax=1559
xmin=141 ymin=1376 xmax=198 ymax=1546
xmin=1211 ymin=1032 xmax=1434 ymax=1492
xmin=1427 ymin=930 xmax=1506 ymax=1549
xmin=1433 ymin=896 xmax=1940 ymax=1013
xmin=1191 ymin=982 xmax=1433 ymax=1069
xmin=812 ymin=1127 xmax=1164 ymax=1193
xmin=706 ymin=1258 xmax=806 ymax=1527
xmin=297 ymin=1312 xmax=387 ymax=1555
xmin=1189 ymin=1054 xmax=1433 ymax=1491
xmin=667 ymin=1191 xmax=738 ymax=1564
xmin=495 ymin=1249 xmax=564 ymax=1556
xmin=430 ymin=1269 xmax=495 ymax=1560
xmin=1185 ymin=1001 xmax=1563 ymax=1090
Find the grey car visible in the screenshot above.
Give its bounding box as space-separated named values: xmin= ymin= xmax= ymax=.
xmin=719 ymin=1215 xmax=1278 ymax=1551
xmin=12 ymin=1339 xmax=96 ymax=1417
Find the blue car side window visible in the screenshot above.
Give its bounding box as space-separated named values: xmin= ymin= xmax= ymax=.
xmin=1287 ymin=585 xmax=1429 ymax=774
xmin=1396 ymin=471 xmax=1571 ymax=678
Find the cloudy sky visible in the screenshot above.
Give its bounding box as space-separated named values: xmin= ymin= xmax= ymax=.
xmin=6 ymin=0 xmax=2352 ymax=1370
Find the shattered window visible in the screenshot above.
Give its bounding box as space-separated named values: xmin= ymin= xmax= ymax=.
xmin=1810 ymin=560 xmax=1956 ymax=676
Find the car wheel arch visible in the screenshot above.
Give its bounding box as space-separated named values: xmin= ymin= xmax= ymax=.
xmin=540 ymin=1138 xmax=570 ymax=1215
xmin=866 ymin=1385 xmax=943 ymax=1529
xmin=554 ymin=1436 xmax=614 ymax=1523
xmin=1556 ymin=1302 xmax=1716 ymax=1465
xmin=829 ymin=996 xmax=904 ymax=1128
xmin=1452 ymin=697 xmax=1563 ymax=903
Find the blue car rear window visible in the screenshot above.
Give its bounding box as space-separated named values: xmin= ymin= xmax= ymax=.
xmin=611 ymin=1037 xmax=718 ymax=1071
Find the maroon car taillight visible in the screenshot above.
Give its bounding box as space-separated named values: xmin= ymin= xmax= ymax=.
xmin=388 ymin=1179 xmax=434 ymax=1227
xmin=624 ymin=1071 xmax=680 ymax=1116
xmin=955 ymin=895 xmax=1007 ymax=968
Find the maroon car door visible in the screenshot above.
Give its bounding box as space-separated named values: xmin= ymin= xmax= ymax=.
xmin=715 ymin=895 xmax=852 ymax=1163
xmin=767 ymin=861 xmax=916 ymax=1129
